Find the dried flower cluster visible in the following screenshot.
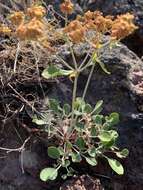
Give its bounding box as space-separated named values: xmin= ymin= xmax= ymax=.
xmin=5 ymin=5 xmax=46 ymax=41
xmin=16 ymin=18 xmax=45 ymax=41
xmin=64 ymin=10 xmax=137 ymax=44
xmin=64 ymin=20 xmax=85 ymax=43
xmin=84 ymin=11 xmax=113 ymax=33
xmin=111 ymin=13 xmax=138 ymax=40
xmin=9 ymin=11 xmax=24 ymax=26
xmin=60 ymin=0 xmax=74 ymax=15
xmin=27 ymin=5 xmax=46 ymax=19
xmin=0 ymin=3 xmax=137 ymax=48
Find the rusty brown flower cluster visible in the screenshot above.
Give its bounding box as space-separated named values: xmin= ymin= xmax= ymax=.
xmin=60 ymin=0 xmax=74 ymax=15
xmin=8 ymin=5 xmax=46 ymax=41
xmin=0 ymin=2 xmax=137 ymax=49
xmin=111 ymin=13 xmax=138 ymax=40
xmin=64 ymin=10 xmax=137 ymax=44
xmin=9 ymin=11 xmax=24 ymax=26
xmin=84 ymin=11 xmax=113 ymax=33
xmin=64 ymin=20 xmax=85 ymax=43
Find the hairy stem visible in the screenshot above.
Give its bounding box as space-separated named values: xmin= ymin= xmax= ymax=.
xmin=82 ymin=62 xmax=96 ymax=100
xmin=68 ymin=74 xmax=78 ymax=133
xmin=56 ymin=55 xmax=74 ymax=70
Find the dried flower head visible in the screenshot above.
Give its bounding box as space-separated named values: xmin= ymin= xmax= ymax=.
xmin=64 ymin=20 xmax=86 ymax=43
xmin=16 ymin=18 xmax=45 ymax=41
xmin=84 ymin=10 xmax=101 ymax=21
xmin=69 ymin=28 xmax=85 ymax=43
xmin=26 ymin=18 xmax=45 ymax=40
xmin=111 ymin=13 xmax=138 ymax=40
xmin=27 ymin=5 xmax=46 ymax=19
xmin=60 ymin=0 xmax=74 ymax=15
xmin=9 ymin=11 xmax=24 ymax=26
xmin=84 ymin=11 xmax=113 ymax=33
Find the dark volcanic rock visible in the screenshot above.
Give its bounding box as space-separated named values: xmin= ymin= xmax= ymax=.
xmin=56 ymin=41 xmax=143 ymax=113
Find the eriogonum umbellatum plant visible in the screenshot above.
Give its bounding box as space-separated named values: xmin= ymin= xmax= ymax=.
xmin=1 ymin=0 xmax=137 ymax=182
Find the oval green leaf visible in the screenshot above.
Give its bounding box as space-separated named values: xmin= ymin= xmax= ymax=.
xmin=93 ymin=100 xmax=103 ymax=114
xmin=88 ymin=147 xmax=96 ymax=157
xmin=116 ymin=148 xmax=129 ymax=158
xmin=76 ymin=137 xmax=86 ymax=150
xmin=107 ymin=158 xmax=124 ymax=175
xmin=71 ymin=152 xmax=82 ymax=163
xmin=85 ymin=157 xmax=97 ymax=166
xmin=42 ymin=65 xmax=73 ymax=79
xmin=40 ymin=167 xmax=58 ymax=181
xmin=48 ymin=146 xmax=60 ymax=159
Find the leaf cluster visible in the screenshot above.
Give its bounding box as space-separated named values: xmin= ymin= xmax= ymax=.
xmin=33 ymin=98 xmax=129 ymax=181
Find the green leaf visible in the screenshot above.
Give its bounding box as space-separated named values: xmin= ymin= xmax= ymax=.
xmin=88 ymin=147 xmax=96 ymax=157
xmin=62 ymin=160 xmax=71 ymax=167
xmin=98 ymin=130 xmax=118 ymax=143
xmin=110 ymin=130 xmax=119 ymax=139
xmin=42 ymin=65 xmax=73 ymax=79
xmin=109 ymin=113 xmax=120 ymax=125
xmin=63 ymin=104 xmax=71 ymax=115
xmin=104 ymin=113 xmax=119 ymax=129
xmin=106 ymin=158 xmax=124 ymax=175
xmin=84 ymin=104 xmax=93 ymax=114
xmin=104 ymin=139 xmax=116 ymax=148
xmin=92 ymin=115 xmax=103 ymax=125
xmin=71 ymin=152 xmax=82 ymax=163
xmin=65 ymin=141 xmax=73 ymax=149
xmin=40 ymin=167 xmax=58 ymax=181
xmin=116 ymin=148 xmax=129 ymax=158
xmin=98 ymin=131 xmax=112 ymax=142
xmin=85 ymin=157 xmax=97 ymax=166
xmin=98 ymin=60 xmax=111 ymax=74
xmin=74 ymin=97 xmax=85 ymax=111
xmin=32 ymin=115 xmax=47 ymax=125
xmin=93 ymin=100 xmax=103 ymax=114
xmin=76 ymin=137 xmax=86 ymax=150
xmin=90 ymin=127 xmax=96 ymax=137
xmin=75 ymin=122 xmax=85 ymax=132
xmin=58 ymin=147 xmax=64 ymax=156
xmin=48 ymin=146 xmax=60 ymax=159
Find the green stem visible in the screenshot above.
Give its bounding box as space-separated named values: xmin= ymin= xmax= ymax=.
xmin=79 ymin=57 xmax=93 ymax=72
xmin=82 ymin=62 xmax=96 ymax=100
xmin=56 ymin=55 xmax=74 ymax=70
xmin=68 ymin=40 xmax=78 ymax=69
xmin=79 ymin=49 xmax=92 ymax=70
xmin=67 ymin=73 xmax=78 ymax=135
